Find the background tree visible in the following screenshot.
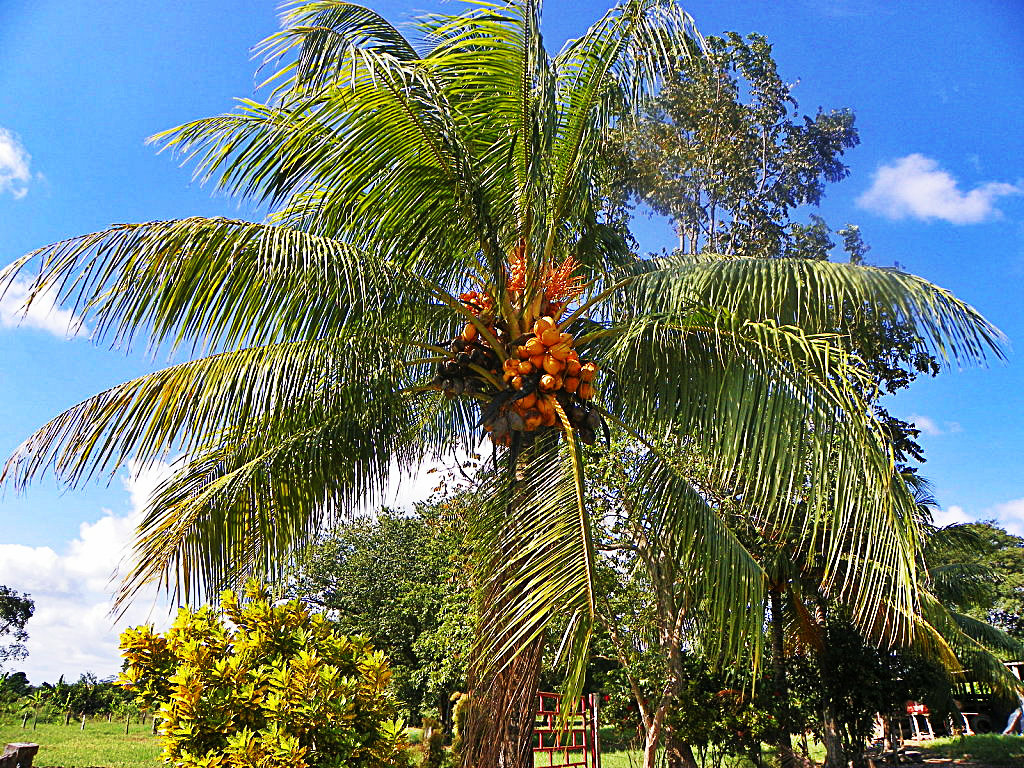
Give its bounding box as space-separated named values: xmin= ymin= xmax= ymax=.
xmin=286 ymin=502 xmax=475 ymax=729
xmin=608 ymin=31 xmax=857 ymax=257
xmin=928 ymin=521 xmax=1024 ymax=639
xmin=0 ymin=586 xmax=34 ymax=670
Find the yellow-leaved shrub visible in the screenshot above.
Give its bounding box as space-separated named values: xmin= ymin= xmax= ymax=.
xmin=119 ymin=581 xmax=408 ymax=768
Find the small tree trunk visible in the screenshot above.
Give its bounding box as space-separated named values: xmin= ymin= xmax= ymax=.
xmin=64 ymin=709 xmax=72 ymax=726
xmin=21 ymin=713 xmax=29 ymax=728
xmin=642 ymin=698 xmax=670 ymax=768
xmin=152 ymin=715 xmax=159 ymax=735
xmin=32 ymin=709 xmax=38 ymax=730
xmin=81 ymin=713 xmax=86 ymax=730
xmin=769 ymin=588 xmax=795 ymax=768
xmin=821 ymin=702 xmax=845 ymax=768
xmin=125 ymin=713 xmax=131 ymax=735
xmin=664 ymin=728 xmax=698 ymax=768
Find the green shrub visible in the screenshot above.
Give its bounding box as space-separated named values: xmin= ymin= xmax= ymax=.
xmin=119 ymin=581 xmax=408 ymax=768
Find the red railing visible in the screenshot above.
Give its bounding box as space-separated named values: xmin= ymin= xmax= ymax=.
xmin=533 ymin=692 xmax=601 ymax=768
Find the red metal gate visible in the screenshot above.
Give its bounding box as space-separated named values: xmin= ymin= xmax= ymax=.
xmin=533 ymin=692 xmax=601 ymax=768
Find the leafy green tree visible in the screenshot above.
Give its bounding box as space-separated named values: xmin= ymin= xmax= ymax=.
xmin=0 ymin=671 xmax=30 ymax=698
xmin=929 ymin=521 xmax=1024 ymax=638
xmin=609 ymin=31 xmax=857 ymax=258
xmin=119 ymin=581 xmax=407 ymax=768
xmin=286 ymin=504 xmax=474 ymax=727
xmin=0 ymin=586 xmax=33 ymax=669
xmin=0 ymin=2 xmax=1002 ymax=766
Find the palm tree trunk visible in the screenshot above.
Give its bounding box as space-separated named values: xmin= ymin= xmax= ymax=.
xmin=460 ymin=635 xmax=544 ymax=768
xmin=768 ymin=588 xmax=795 ymax=768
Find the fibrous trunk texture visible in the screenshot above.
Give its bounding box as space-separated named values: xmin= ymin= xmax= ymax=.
xmin=460 ymin=634 xmax=544 ymax=768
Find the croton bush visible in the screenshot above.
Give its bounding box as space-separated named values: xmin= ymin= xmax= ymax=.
xmin=119 ymin=581 xmax=407 ymax=768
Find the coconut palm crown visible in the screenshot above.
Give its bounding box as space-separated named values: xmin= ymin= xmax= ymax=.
xmin=0 ymin=0 xmax=1003 ymax=698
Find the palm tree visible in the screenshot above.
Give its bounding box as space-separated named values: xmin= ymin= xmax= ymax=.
xmin=909 ymin=479 xmax=1024 ymax=702
xmin=0 ymin=1 xmax=1001 ymax=765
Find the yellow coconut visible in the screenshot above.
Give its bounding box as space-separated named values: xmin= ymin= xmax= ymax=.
xmin=543 ymin=355 xmax=564 ymax=375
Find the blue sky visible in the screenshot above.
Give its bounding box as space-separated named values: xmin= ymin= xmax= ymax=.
xmin=0 ymin=0 xmax=1021 ymax=683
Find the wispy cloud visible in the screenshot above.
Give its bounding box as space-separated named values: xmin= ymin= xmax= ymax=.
xmin=932 ymin=504 xmax=970 ymax=528
xmin=0 ymin=461 xmax=176 ymax=684
xmin=857 ymin=153 xmax=1021 ymax=224
xmin=991 ymin=499 xmax=1024 ymax=537
xmin=0 ymin=276 xmax=88 ymax=339
xmin=910 ymin=413 xmax=962 ymax=437
xmin=0 ymin=126 xmax=33 ymax=200
xmin=935 ymin=498 xmax=1024 ymax=538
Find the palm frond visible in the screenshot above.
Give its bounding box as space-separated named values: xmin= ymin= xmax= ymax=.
xmin=546 ymin=0 xmax=697 ymax=249
xmin=0 ymin=218 xmax=417 ymax=354
xmin=0 ymin=334 xmax=423 ymax=492
xmin=591 ymin=315 xmax=922 ymax=640
xmin=257 ymin=0 xmax=420 ymax=95
xmin=921 ymin=593 xmax=1024 ymax=697
xmin=470 ymin=435 xmax=598 ymax=703
xmin=624 ymin=255 xmax=1004 ymax=366
xmin=628 ymin=447 xmax=767 ymax=662
xmin=118 ymin=380 xmax=419 ymax=607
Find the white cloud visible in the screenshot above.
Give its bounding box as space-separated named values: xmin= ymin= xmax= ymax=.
xmin=909 ymin=413 xmax=962 ymax=438
xmin=931 ymin=503 xmax=970 ymax=528
xmin=0 ymin=461 xmax=176 ymax=684
xmin=0 ymin=127 xmax=32 ymax=200
xmin=934 ymin=498 xmax=1024 ymax=538
xmin=379 ymin=448 xmax=480 ymax=512
xmin=991 ymin=498 xmax=1024 ymax=538
xmin=911 ymin=413 xmax=943 ymax=437
xmin=0 ymin=276 xmax=88 ymax=339
xmin=857 ymin=153 xmax=1021 ymax=224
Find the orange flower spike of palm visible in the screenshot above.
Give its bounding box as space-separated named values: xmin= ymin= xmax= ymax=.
xmin=543 ymin=256 xmax=586 ymax=320
xmin=506 ymin=243 xmax=528 ymax=295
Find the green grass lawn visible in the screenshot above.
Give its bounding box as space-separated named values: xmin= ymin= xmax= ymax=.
xmin=924 ymin=733 xmax=1024 ymax=766
xmin=0 ymin=719 xmax=160 ymax=768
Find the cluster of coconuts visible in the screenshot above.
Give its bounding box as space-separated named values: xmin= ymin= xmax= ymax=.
xmin=501 ymin=316 xmax=597 ymax=398
xmin=485 ymin=315 xmax=602 ymax=446
xmin=432 ymin=321 xmax=507 ymax=397
xmin=431 ymin=294 xmax=604 ymax=446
